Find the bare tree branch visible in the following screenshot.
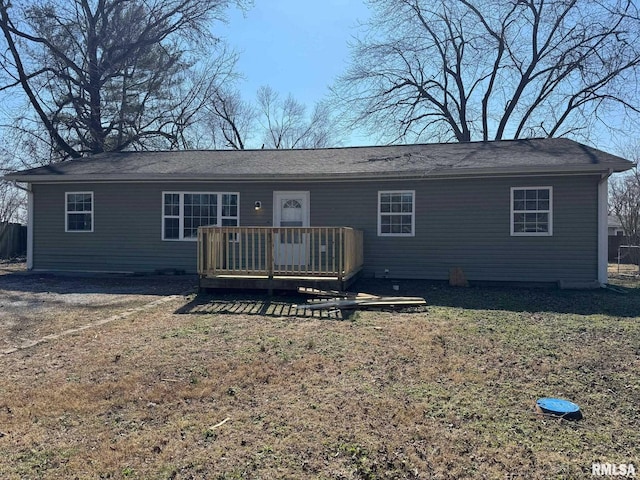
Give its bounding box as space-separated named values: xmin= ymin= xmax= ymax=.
xmin=0 ymin=0 xmax=245 ymax=161
xmin=334 ymin=0 xmax=640 ymax=143
xmin=610 ymin=167 xmax=640 ymax=266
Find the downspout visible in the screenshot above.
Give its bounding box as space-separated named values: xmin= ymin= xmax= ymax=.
xmin=10 ymin=181 xmax=33 ymax=270
xmin=597 ymin=170 xmax=613 ymax=287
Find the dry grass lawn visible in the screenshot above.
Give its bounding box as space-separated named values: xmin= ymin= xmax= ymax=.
xmin=0 ymin=266 xmax=638 ymax=479
xmin=609 ymin=262 xmax=640 ymax=278
xmin=0 ymin=264 xmax=195 ymax=350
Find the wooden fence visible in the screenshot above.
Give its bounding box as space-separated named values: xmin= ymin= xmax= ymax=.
xmin=609 ymin=235 xmax=640 ymax=264
xmin=0 ymin=222 xmax=27 ymax=259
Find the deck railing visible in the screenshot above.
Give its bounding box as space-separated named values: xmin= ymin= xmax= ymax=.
xmin=198 ymin=226 xmax=363 ymax=281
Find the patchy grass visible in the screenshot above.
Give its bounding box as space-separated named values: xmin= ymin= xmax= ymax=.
xmin=0 ymin=276 xmax=639 ymax=479
xmin=609 ymin=262 xmax=640 ymax=289
xmin=0 ymin=264 xmax=195 ymax=349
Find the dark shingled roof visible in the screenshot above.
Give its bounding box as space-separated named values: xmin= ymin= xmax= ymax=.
xmin=4 ymin=138 xmax=633 ymax=182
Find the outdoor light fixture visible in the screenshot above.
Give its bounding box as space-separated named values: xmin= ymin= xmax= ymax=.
xmin=254 ymin=201 xmax=262 ymax=210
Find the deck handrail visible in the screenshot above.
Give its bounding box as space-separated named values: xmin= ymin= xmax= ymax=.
xmin=197 ymin=226 xmax=363 ymax=280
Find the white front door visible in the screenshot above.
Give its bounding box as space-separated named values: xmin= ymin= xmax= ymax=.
xmin=273 ymin=191 xmax=309 ymax=269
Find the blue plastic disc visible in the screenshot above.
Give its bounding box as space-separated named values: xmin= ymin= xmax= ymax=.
xmin=536 ymin=397 xmax=582 ymax=420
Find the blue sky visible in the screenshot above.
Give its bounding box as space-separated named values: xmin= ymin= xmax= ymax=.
xmin=217 ymin=0 xmax=371 ymax=145
xmin=213 ymin=1 xmax=633 ymax=153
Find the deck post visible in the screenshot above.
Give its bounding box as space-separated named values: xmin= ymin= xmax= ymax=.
xmin=197 ymin=229 xmax=203 ymax=275
xmin=338 ymin=228 xmax=344 ymax=282
xmin=266 ymin=229 xmax=274 ymax=295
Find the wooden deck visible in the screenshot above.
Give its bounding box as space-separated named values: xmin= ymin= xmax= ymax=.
xmin=197 ymin=226 xmax=364 ymax=291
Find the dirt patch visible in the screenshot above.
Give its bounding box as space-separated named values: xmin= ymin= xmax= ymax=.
xmin=0 ymin=262 xmax=196 ymax=351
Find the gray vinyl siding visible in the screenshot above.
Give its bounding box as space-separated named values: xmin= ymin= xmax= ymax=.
xmin=31 ymin=174 xmax=600 ymax=282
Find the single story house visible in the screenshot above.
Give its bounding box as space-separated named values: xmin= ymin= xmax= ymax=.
xmin=4 ymin=138 xmax=634 ymax=288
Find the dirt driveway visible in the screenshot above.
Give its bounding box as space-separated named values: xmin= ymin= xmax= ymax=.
xmin=0 ymin=262 xmax=196 ymax=353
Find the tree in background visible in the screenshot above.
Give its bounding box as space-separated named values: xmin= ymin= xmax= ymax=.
xmin=0 ymin=181 xmax=24 ymax=224
xmin=205 ymin=87 xmax=255 ymax=150
xmin=0 ymin=117 xmax=48 ymax=229
xmin=205 ymin=85 xmax=340 ymax=150
xmin=257 ymin=86 xmax=335 ymax=149
xmin=0 ymin=171 xmax=26 ymax=257
xmin=610 ymin=168 xmax=640 ymax=270
xmin=334 ymin=0 xmax=640 ymax=143
xmin=0 ymin=0 xmax=243 ymax=161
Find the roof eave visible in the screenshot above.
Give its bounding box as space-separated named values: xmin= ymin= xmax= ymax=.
xmin=3 ymin=162 xmax=633 ymax=184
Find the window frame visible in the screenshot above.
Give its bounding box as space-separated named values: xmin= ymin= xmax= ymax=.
xmin=377 ymin=190 xmax=415 ymax=237
xmin=161 ymin=191 xmax=240 ymax=241
xmin=510 ymin=186 xmax=553 ymax=237
xmin=65 ymin=191 xmax=94 ymax=233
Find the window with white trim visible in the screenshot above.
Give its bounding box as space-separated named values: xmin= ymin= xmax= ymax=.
xmin=66 ymin=192 xmax=93 ymax=232
xmin=163 ymin=192 xmax=239 ymax=240
xmin=378 ymin=190 xmax=415 ymax=236
xmin=511 ymin=187 xmax=552 ymax=236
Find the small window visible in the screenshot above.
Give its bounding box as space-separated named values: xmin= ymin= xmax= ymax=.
xmin=511 ymin=187 xmax=552 ymax=236
xmin=163 ymin=193 xmax=181 ymax=240
xmin=221 ymin=193 xmax=239 ymax=226
xmin=378 ymin=191 xmax=415 ymax=236
xmin=162 ymin=192 xmax=239 ymax=241
xmin=66 ymin=192 xmax=93 ymax=232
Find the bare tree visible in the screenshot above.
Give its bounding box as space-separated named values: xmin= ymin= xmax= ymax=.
xmin=335 ymin=0 xmax=640 ymax=143
xmin=257 ymin=85 xmax=308 ymax=149
xmin=0 ymin=167 xmax=26 ymax=253
xmin=610 ymin=168 xmax=640 ymax=269
xmin=0 ymin=0 xmax=244 ymax=160
xmin=0 ymin=181 xmax=24 ymax=224
xmin=202 ymin=85 xmax=340 ymax=149
xmin=205 ymin=87 xmax=255 ymax=150
xmin=0 ymin=110 xmax=56 ymax=168
xmin=257 ymin=85 xmax=337 ymax=149
xmin=304 ymin=101 xmax=337 ymax=149
xmin=0 ymin=119 xmax=36 ymax=240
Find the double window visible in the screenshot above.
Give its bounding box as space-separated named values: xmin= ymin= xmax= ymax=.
xmin=163 ymin=192 xmax=239 ymax=240
xmin=378 ymin=191 xmax=415 ymax=236
xmin=511 ymin=187 xmax=552 ymax=236
xmin=66 ymin=192 xmax=93 ymax=232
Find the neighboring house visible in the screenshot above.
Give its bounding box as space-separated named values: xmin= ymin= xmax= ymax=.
xmin=608 ymin=215 xmax=624 ymax=236
xmin=3 ymin=138 xmax=634 ymax=287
